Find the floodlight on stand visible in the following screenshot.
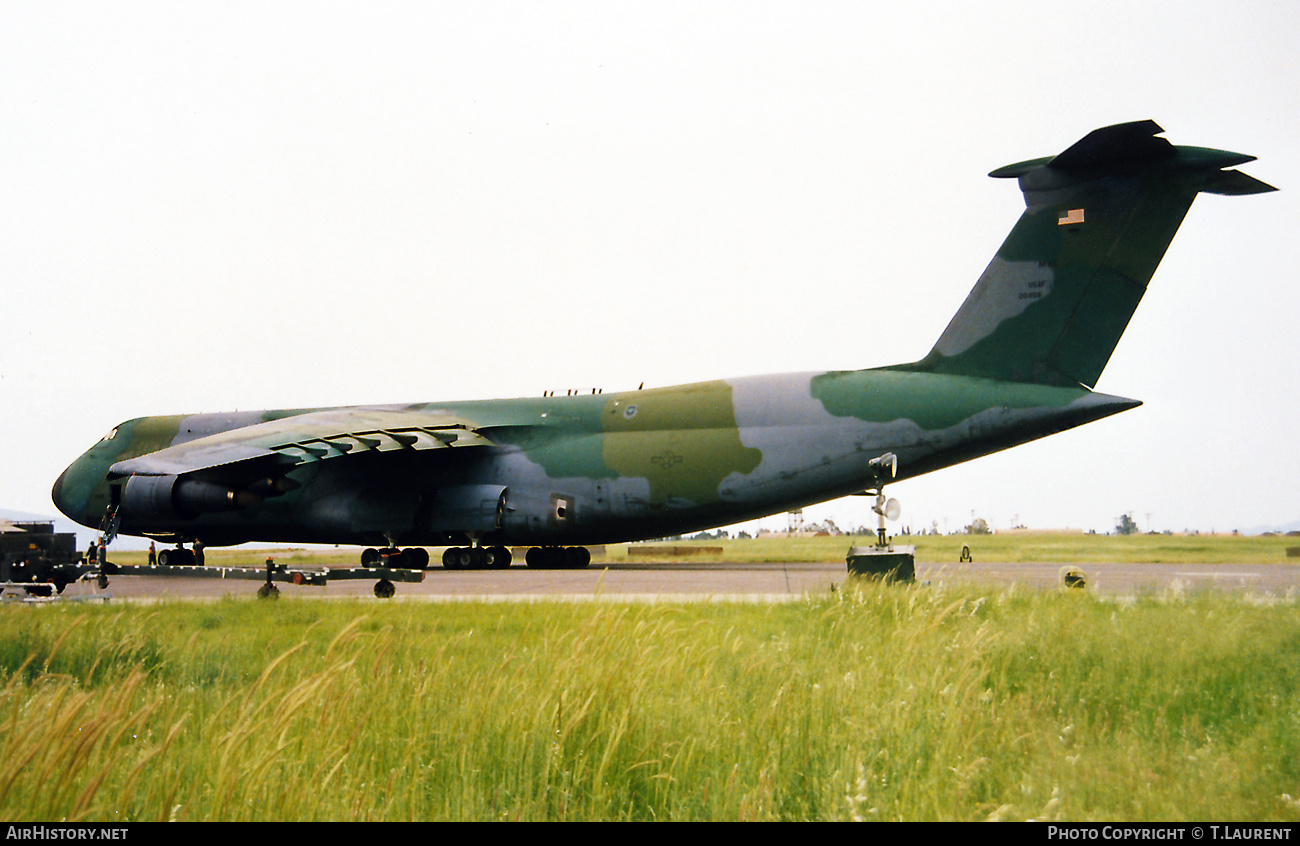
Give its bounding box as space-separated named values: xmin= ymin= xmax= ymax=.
xmin=868 ymin=452 xmax=897 ymax=481
xmin=864 ymin=453 xmax=900 ymax=547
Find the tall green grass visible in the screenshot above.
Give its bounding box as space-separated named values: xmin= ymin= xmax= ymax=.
xmin=2 ymin=586 xmax=1298 ymax=821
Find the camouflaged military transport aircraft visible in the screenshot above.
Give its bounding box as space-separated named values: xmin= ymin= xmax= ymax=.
xmin=52 ymin=121 xmax=1274 ymax=573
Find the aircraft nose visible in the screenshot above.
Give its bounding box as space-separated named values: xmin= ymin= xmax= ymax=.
xmin=51 ymin=464 xmax=76 ymax=520
xmin=51 ymin=453 xmax=103 ymax=528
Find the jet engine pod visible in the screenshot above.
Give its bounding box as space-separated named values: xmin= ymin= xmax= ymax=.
xmin=175 ymin=478 xmax=261 ymax=514
xmin=121 ymin=474 xmax=260 ymax=521
xmin=120 ymin=474 xmax=183 ymax=522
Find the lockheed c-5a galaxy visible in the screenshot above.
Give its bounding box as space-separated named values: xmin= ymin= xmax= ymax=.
xmin=53 ymin=121 xmax=1274 ymax=579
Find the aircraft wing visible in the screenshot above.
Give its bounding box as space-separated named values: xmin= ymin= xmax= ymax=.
xmin=108 ymin=407 xmax=502 ymax=480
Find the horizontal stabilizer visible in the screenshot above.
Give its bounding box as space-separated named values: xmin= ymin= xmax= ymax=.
xmin=1201 ymin=169 xmax=1278 ymax=196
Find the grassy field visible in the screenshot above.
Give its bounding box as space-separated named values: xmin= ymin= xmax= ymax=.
xmin=622 ymin=531 xmax=1300 ymax=565
xmin=2 ymin=581 xmax=1299 ymax=821
xmin=105 ymin=531 xmax=1300 ymax=569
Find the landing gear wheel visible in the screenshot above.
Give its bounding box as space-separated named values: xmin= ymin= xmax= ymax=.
xmin=442 ymin=546 xmax=510 ymax=569
xmin=361 ymin=548 xmax=381 ymax=567
xmin=406 ymin=548 xmax=430 ymax=570
xmin=163 ymin=549 xmax=179 ymax=566
xmin=159 ymin=548 xmax=195 ymax=567
xmin=374 ymin=579 xmax=395 ymax=599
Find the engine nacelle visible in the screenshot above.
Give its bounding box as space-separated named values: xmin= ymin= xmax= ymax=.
xmin=120 ymin=475 xmax=259 ymax=522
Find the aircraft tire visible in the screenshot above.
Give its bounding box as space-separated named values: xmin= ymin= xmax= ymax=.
xmin=361 ymin=548 xmax=381 ymax=567
xmin=445 ymin=548 xmax=477 ymax=569
xmin=374 ymin=579 xmax=395 ymax=599
xmin=490 ymin=546 xmax=511 ymax=568
xmin=406 ymin=548 xmax=430 ymax=569
xmin=158 ymin=548 xmax=196 ymax=567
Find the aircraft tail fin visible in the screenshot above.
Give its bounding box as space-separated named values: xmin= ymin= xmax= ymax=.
xmin=900 ymin=120 xmax=1275 ymax=388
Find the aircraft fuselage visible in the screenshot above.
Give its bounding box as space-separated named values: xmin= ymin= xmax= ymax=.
xmin=52 ymin=368 xmax=1136 ymax=548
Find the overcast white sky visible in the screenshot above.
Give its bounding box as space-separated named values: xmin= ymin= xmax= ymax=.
xmin=2 ymin=1 xmax=1297 ymax=539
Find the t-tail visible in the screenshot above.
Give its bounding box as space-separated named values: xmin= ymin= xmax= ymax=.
xmin=898 ymin=120 xmax=1275 ymax=388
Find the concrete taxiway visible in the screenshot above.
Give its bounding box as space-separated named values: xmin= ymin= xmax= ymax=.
xmin=32 ymin=559 xmax=1300 ymax=602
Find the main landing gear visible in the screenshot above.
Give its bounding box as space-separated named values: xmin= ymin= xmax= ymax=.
xmin=441 ymin=546 xmax=512 ymax=569
xmin=441 ymin=546 xmax=590 ymax=569
xmin=438 ymin=546 xmax=592 ymax=569
xmin=358 ymin=545 xmax=594 ymax=570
